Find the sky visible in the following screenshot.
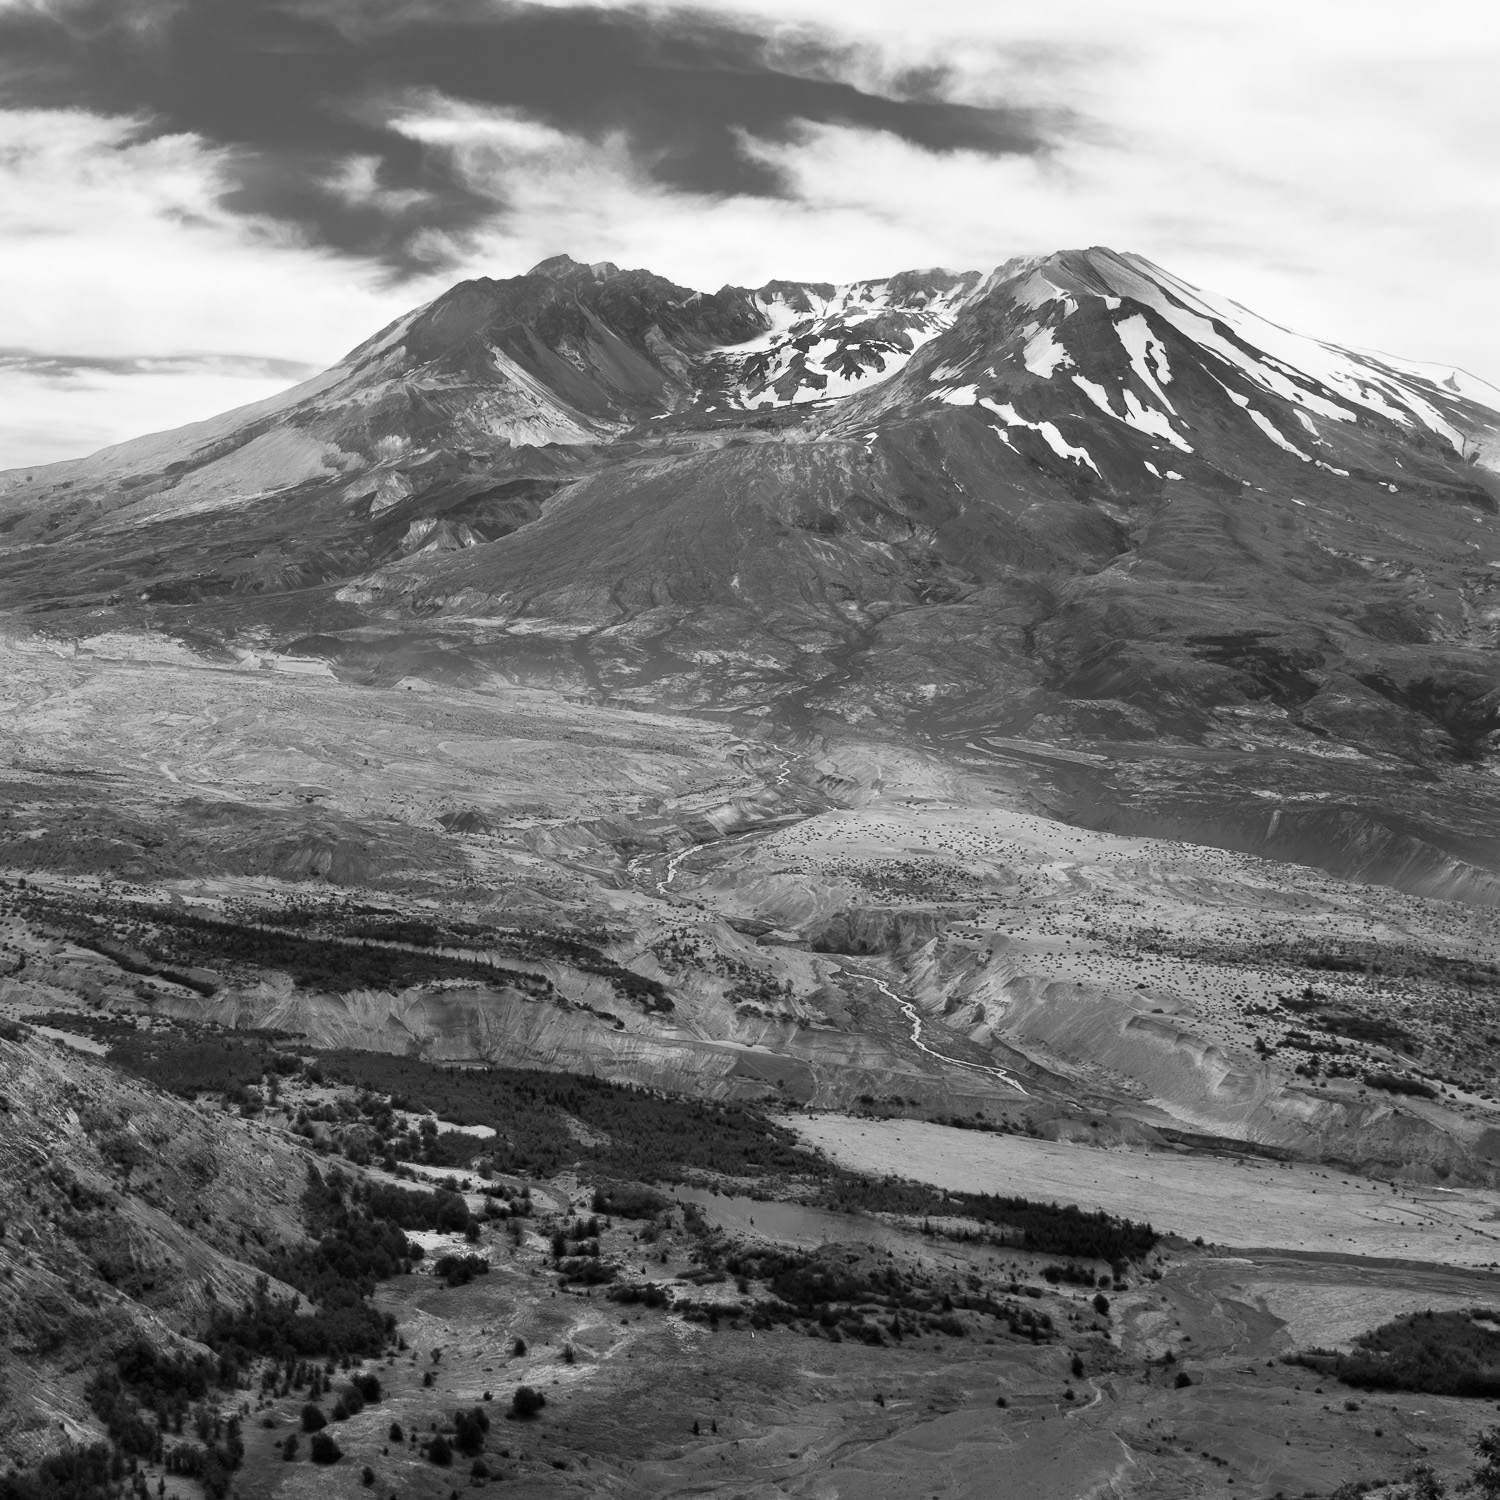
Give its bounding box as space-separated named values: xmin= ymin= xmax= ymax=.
xmin=0 ymin=0 xmax=1495 ymax=468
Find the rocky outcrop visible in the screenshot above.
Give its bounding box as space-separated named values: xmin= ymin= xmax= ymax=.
xmin=808 ymin=908 xmax=942 ymax=956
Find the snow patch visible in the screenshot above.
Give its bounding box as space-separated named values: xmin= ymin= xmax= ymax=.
xmin=1012 ymin=269 xmax=1079 ymax=315
xmin=1095 ymin=251 xmax=1494 ymax=452
xmin=1023 ymin=326 xmax=1073 ymax=378
xmin=1072 ymin=375 xmax=1118 ymax=417
xmin=727 ymin=274 xmax=976 ymax=408
xmin=977 ymin=397 xmax=1100 ymax=475
xmin=1246 ymin=407 xmax=1313 ymax=461
xmin=1114 ymin=316 xmax=1177 ymax=412
xmin=1073 ymin=368 xmax=1190 ymax=451
xmin=1121 ymin=390 xmax=1193 ymax=451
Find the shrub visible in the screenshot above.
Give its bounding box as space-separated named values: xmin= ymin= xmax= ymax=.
xmin=453 ymin=1407 xmax=489 ymax=1456
xmin=512 ymin=1338 xmax=527 ymax=1357
xmin=511 ymin=1386 xmax=545 ymax=1419
xmin=557 ymin=1256 xmax=616 ymax=1285
xmin=427 ymin=1435 xmax=453 ymax=1467
xmin=607 ymin=1282 xmax=671 ymax=1309
xmin=301 ymin=1403 xmax=327 ymax=1433
xmin=1174 ymin=1372 xmax=1193 ymax=1388
xmin=591 ymin=1183 xmax=669 ymax=1219
xmin=388 ymin=1422 xmax=403 ymax=1443
xmin=1092 ymin=1292 xmax=1111 ymax=1317
xmin=309 ymin=1431 xmax=342 ymax=1464
xmin=1363 ymin=1072 xmax=1437 ymax=1100
xmin=361 ymin=1465 xmax=375 ymax=1486
xmin=433 ymin=1253 xmax=489 ymax=1287
xmin=281 ymin=1434 xmax=299 ymax=1460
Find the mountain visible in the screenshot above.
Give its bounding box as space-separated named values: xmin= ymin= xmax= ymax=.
xmin=3 ymin=247 xmax=1500 ymax=897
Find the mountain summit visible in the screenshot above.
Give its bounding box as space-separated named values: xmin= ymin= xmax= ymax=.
xmin=4 ymin=248 xmax=1500 ymax=896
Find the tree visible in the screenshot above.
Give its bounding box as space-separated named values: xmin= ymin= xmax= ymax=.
xmin=300 ymin=1403 xmax=327 ymax=1433
xmin=512 ymin=1338 xmax=527 ymax=1357
xmin=511 ymin=1386 xmax=546 ymax=1419
xmin=1092 ymin=1292 xmax=1111 ymax=1316
xmin=1399 ymin=1464 xmax=1446 ymax=1500
xmin=427 ymin=1435 xmax=453 ymax=1467
xmin=1470 ymin=1427 xmax=1500 ymax=1500
xmin=453 ymin=1408 xmax=489 ymax=1456
xmin=309 ymin=1432 xmax=342 ymax=1465
xmin=388 ymin=1422 xmax=404 ymax=1444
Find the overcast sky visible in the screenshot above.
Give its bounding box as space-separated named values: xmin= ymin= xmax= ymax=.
xmin=0 ymin=0 xmax=1495 ymax=468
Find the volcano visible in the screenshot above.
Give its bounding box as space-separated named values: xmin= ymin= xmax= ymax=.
xmin=4 ymin=245 xmax=1500 ymax=896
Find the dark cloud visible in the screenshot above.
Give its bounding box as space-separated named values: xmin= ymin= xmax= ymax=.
xmin=0 ymin=0 xmax=1064 ymax=274
xmin=0 ymin=347 xmax=316 ymax=381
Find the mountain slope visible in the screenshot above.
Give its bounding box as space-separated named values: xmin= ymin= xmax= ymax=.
xmin=4 ymin=247 xmax=1500 ymax=896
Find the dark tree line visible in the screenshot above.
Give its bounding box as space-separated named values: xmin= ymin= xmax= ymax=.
xmin=1295 ymin=1309 xmax=1500 ymax=1397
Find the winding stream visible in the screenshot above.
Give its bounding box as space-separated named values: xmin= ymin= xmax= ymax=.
xmin=623 ymin=767 xmax=1034 ymax=1098
xmin=840 ymin=965 xmax=1033 ymax=1098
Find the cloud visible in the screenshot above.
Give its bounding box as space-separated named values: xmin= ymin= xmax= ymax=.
xmin=0 ymin=0 xmax=1495 ymax=469
xmin=0 ymin=347 xmax=314 ymax=381
xmin=0 ymin=0 xmax=1065 ymax=274
xmin=0 ymin=108 xmax=418 ymax=361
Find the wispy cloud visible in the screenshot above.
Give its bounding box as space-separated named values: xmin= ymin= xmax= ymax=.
xmin=0 ymin=347 xmax=315 ymax=381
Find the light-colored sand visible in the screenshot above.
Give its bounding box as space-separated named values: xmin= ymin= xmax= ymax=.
xmin=1229 ymin=1274 xmax=1484 ymax=1348
xmin=790 ymin=1113 xmax=1500 ymax=1266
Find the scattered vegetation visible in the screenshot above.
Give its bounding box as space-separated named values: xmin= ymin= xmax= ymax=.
xmin=1293 ymin=1309 xmax=1500 ymax=1396
xmin=202 ymin=1168 xmax=437 ymax=1367
xmin=316 ymin=1051 xmax=819 ymax=1182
